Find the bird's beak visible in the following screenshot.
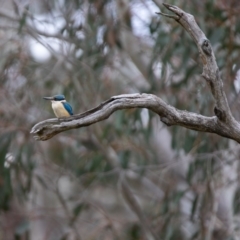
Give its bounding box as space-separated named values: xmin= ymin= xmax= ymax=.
xmin=43 ymin=96 xmax=54 ymax=100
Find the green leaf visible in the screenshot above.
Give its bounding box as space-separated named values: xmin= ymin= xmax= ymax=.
xmin=0 ymin=133 xmax=13 ymax=210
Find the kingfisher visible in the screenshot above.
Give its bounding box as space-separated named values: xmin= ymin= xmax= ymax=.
xmin=43 ymin=94 xmax=73 ymax=118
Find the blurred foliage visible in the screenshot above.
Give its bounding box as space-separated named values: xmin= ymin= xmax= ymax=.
xmin=0 ymin=0 xmax=240 ymax=239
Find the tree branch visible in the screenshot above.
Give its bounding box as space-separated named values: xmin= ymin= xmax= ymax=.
xmin=31 ymin=93 xmax=240 ymax=142
xmin=31 ymin=3 xmax=240 ymax=143
xmin=161 ymin=3 xmax=233 ymax=123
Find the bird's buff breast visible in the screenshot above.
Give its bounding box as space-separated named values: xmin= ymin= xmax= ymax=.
xmin=51 ymin=101 xmax=70 ymax=118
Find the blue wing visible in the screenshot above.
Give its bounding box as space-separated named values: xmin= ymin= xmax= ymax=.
xmin=62 ymin=102 xmax=73 ymax=115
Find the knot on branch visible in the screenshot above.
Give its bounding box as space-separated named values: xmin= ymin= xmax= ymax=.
xmin=160 ymin=116 xmax=172 ymax=126
xmin=214 ymin=106 xmax=226 ymax=122
xmin=202 ymin=39 xmax=212 ymax=56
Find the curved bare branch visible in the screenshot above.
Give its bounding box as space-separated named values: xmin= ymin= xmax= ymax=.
xmin=162 ymin=3 xmax=233 ymax=123
xmin=30 ymin=93 xmax=240 ymax=142
xmin=30 ymin=3 xmax=240 ymax=143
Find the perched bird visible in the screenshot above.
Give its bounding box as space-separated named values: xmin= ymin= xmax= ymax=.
xmin=43 ymin=94 xmax=73 ymax=118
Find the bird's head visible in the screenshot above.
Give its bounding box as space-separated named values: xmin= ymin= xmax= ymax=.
xmin=43 ymin=95 xmax=66 ymax=102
